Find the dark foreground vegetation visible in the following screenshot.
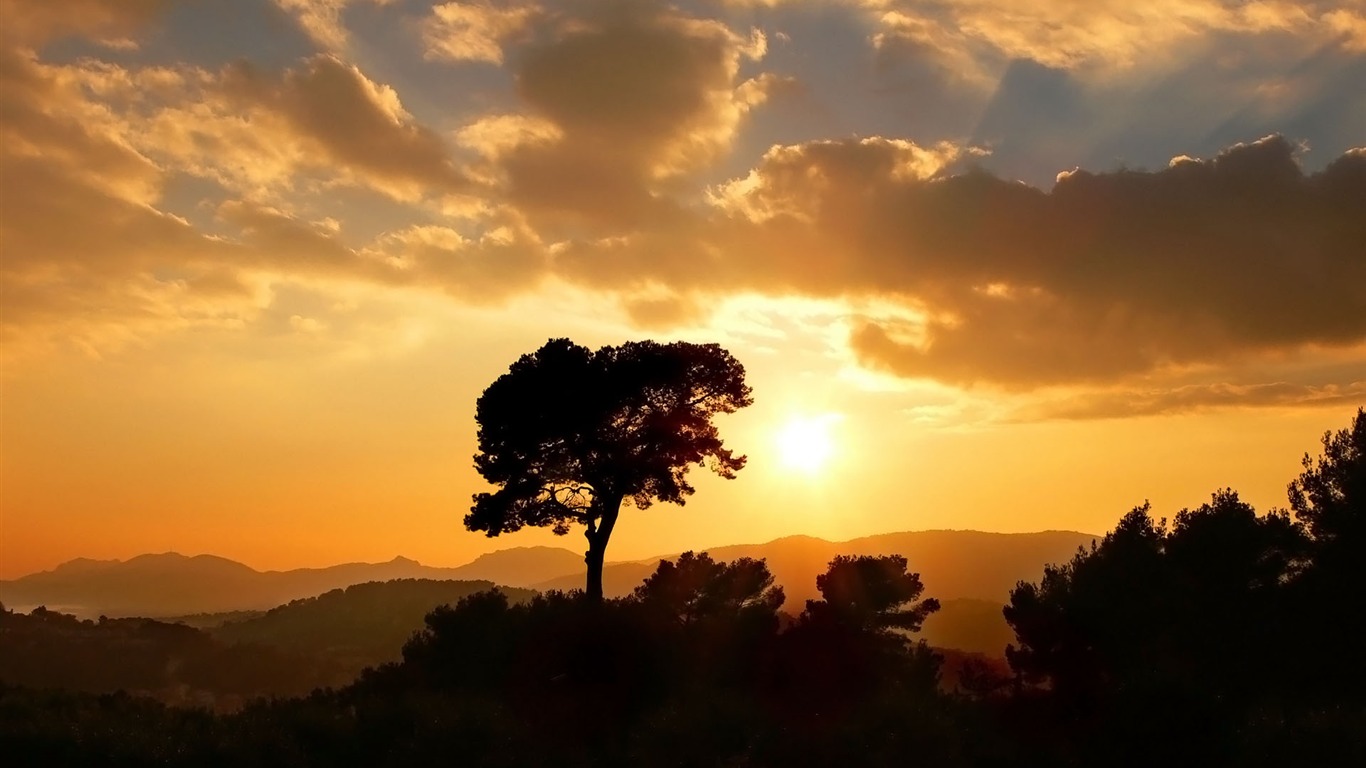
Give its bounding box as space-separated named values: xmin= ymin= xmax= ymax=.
xmin=3 ymin=408 xmax=1364 ymax=767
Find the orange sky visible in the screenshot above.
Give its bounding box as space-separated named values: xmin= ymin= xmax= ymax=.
xmin=1 ymin=0 xmax=1364 ymax=579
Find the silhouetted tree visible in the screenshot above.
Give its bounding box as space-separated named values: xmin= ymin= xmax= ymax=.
xmin=782 ymin=555 xmax=943 ymax=704
xmin=1287 ymin=407 xmax=1366 ymax=697
xmin=1164 ymin=491 xmax=1306 ymax=699
xmin=466 ymin=338 xmax=753 ymax=601
xmin=632 ymin=552 xmax=784 ymax=690
xmin=805 ymin=554 xmax=940 ymax=636
xmin=1004 ymin=504 xmax=1166 ymax=697
xmin=1289 ymin=407 xmax=1365 ymax=568
xmin=1005 ymin=493 xmax=1306 ymax=698
xmin=632 ymin=551 xmax=784 ymax=625
xmin=400 ymin=589 xmax=518 ymax=692
xmin=1003 ymin=491 xmax=1313 ymax=764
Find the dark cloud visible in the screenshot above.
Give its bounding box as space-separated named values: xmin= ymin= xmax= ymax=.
xmin=546 ymin=135 xmax=1365 ymax=389
xmin=840 ymin=138 xmax=1366 ymax=386
xmin=0 ymin=0 xmax=171 ymax=47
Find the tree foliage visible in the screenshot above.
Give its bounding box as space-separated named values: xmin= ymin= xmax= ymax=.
xmin=806 ymin=554 xmax=941 ymax=635
xmin=1004 ymin=491 xmax=1307 ymax=704
xmin=466 ymin=338 xmax=752 ymax=600
xmin=1286 ymin=406 xmax=1366 ymax=696
xmin=1289 ymin=407 xmax=1366 ymax=556
xmin=632 ymin=551 xmax=784 ymax=626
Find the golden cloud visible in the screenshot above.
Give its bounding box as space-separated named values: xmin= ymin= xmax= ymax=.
xmin=4 ymin=0 xmax=1361 ymax=415
xmin=422 ymin=1 xmax=540 ymax=64
xmin=271 ymin=0 xmax=393 ymax=52
xmin=219 ymin=55 xmax=470 ymax=201
xmin=363 ymin=218 xmax=549 ymax=302
xmin=539 ymin=135 xmax=1365 ymax=391
xmin=0 ymin=45 xmax=491 ymax=357
xmin=452 ymin=1 xmax=775 ymax=230
xmin=869 ymin=0 xmax=1366 ymax=71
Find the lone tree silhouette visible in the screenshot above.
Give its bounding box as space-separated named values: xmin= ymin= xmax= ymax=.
xmin=466 ymin=338 xmax=753 ymax=601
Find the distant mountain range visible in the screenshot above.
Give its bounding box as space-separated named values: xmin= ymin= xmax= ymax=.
xmin=0 ymin=547 xmax=583 ymax=618
xmin=0 ymin=530 xmax=1095 ymax=620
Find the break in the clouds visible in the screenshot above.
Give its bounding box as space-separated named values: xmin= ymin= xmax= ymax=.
xmin=271 ymin=0 xmax=394 ymax=53
xmin=2 ymin=0 xmax=1363 ymax=417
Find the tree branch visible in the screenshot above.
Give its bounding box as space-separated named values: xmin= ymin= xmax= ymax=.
xmin=537 ymin=483 xmax=597 ymax=523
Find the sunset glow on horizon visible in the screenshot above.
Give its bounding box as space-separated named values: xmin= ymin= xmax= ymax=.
xmin=2 ymin=0 xmax=1364 ymax=580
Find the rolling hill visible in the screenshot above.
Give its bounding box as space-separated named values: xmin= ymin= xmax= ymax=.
xmin=206 ymin=579 xmax=538 ymax=676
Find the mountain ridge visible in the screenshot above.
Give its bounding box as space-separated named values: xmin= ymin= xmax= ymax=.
xmin=1 ymin=529 xmax=1096 ymax=618
xmin=532 ymin=528 xmax=1098 ymax=606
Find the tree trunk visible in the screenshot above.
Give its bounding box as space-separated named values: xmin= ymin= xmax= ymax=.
xmin=585 ymin=537 xmax=606 ymax=602
xmin=583 ymin=495 xmax=622 ymax=603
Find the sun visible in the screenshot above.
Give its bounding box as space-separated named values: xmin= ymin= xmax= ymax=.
xmin=775 ymin=414 xmax=839 ymax=474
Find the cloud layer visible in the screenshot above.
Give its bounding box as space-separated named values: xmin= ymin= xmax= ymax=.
xmin=2 ymin=0 xmax=1363 ymax=418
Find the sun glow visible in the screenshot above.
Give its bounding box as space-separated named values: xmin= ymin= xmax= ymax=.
xmin=775 ymin=414 xmax=840 ymax=474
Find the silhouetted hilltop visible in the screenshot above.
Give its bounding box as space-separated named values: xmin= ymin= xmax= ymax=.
xmin=444 ymin=546 xmax=586 ymax=586
xmin=532 ymin=529 xmax=1098 ymax=607
xmin=0 ymin=547 xmax=581 ymax=618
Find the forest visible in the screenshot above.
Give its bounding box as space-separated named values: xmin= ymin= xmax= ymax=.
xmin=2 ymin=408 xmax=1363 ymax=767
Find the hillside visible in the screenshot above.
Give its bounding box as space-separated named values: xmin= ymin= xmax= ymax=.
xmin=0 ymin=580 xmax=541 ymax=707
xmin=919 ymin=599 xmax=1016 ymax=656
xmin=207 ymin=579 xmax=538 ymax=676
xmin=0 ymin=606 xmax=348 ymax=710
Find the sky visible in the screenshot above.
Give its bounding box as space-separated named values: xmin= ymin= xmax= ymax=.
xmin=1 ymin=0 xmax=1363 ymax=579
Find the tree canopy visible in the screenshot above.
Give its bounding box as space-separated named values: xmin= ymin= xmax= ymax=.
xmin=1286 ymin=406 xmax=1366 ymax=695
xmin=805 ymin=554 xmax=941 ymax=636
xmin=633 ymin=551 xmax=784 ymax=626
xmin=1003 ymin=491 xmax=1308 ymax=702
xmin=466 ymin=338 xmax=753 ymax=600
xmin=1288 ymin=407 xmax=1365 ymax=557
